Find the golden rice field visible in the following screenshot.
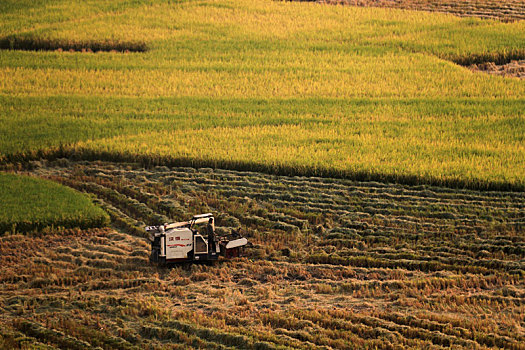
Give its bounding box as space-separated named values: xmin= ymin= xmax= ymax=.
xmin=0 ymin=0 xmax=524 ymax=189
xmin=1 ymin=0 xmax=524 ymax=348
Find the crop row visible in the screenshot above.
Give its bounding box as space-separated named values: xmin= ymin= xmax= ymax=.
xmin=33 ymin=161 xmax=524 ymax=273
xmin=2 ymin=238 xmax=523 ymax=349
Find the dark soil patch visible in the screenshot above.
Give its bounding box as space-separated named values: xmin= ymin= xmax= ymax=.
xmin=0 ymin=36 xmax=147 ymax=53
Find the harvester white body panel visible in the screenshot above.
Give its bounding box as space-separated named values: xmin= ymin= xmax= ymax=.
xmin=164 ymin=227 xmax=193 ymax=260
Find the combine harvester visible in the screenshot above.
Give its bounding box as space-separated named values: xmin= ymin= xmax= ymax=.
xmin=146 ymin=213 xmax=247 ymax=265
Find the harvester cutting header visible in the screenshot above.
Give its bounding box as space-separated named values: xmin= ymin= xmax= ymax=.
xmin=146 ymin=213 xmax=247 ymax=265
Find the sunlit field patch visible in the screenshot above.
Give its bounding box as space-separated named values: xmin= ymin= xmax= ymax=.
xmin=0 ymin=0 xmax=524 ymax=190
xmin=0 ymin=173 xmax=109 ymax=233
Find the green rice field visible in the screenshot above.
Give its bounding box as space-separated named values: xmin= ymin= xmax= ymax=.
xmin=0 ymin=0 xmax=524 ymax=189
xmin=0 ymin=172 xmax=109 ymax=233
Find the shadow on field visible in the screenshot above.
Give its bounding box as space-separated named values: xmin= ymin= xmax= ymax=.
xmin=0 ymin=36 xmax=147 ymax=53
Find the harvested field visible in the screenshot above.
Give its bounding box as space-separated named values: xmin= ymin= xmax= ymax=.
xmin=1 ymin=160 xmax=523 ymax=349
xmin=305 ymin=0 xmax=525 ymax=22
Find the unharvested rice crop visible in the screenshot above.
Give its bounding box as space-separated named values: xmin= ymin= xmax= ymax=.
xmin=0 ymin=0 xmax=524 ymax=190
xmin=0 ymin=172 xmax=109 ymax=234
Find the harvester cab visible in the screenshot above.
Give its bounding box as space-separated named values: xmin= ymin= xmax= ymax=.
xmin=146 ymin=213 xmax=247 ymax=265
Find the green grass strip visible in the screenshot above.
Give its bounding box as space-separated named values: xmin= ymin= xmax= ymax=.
xmin=0 ymin=173 xmax=109 ymax=234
